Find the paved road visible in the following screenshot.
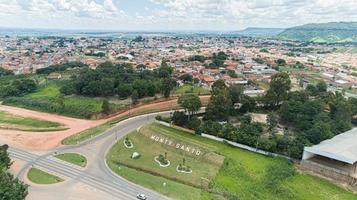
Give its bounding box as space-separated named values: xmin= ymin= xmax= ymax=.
xmin=8 ymin=111 xmax=174 ymax=200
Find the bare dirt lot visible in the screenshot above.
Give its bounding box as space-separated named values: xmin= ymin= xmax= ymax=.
xmin=0 ymin=96 xmax=210 ymax=151
xmin=0 ymin=105 xmax=107 ymax=150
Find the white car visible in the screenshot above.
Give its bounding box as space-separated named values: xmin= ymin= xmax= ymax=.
xmin=136 ymin=194 xmax=147 ymax=200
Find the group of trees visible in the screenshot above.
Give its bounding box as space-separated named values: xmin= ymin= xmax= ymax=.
xmin=0 ymin=68 xmax=14 ymax=77
xmin=170 ymin=71 xmax=357 ymax=159
xmin=205 ymin=51 xmax=228 ymax=69
xmin=0 ymin=145 xmax=28 ymax=200
xmin=60 ymin=61 xmax=176 ymax=100
xmin=189 ymin=55 xmax=207 ymax=62
xmin=0 ymin=78 xmax=37 ymax=98
xmin=36 ymin=61 xmax=88 ymax=75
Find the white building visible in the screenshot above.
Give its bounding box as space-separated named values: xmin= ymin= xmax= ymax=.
xmin=302 ymin=128 xmax=357 ymax=184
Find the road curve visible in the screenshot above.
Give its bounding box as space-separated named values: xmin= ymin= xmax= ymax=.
xmin=8 ymin=111 xmax=175 ymax=200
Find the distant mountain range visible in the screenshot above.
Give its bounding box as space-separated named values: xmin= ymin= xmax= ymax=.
xmin=235 ymin=27 xmax=285 ymax=37
xmin=278 ymin=22 xmax=357 ymax=43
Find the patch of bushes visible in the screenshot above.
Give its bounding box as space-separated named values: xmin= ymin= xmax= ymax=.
xmin=157 ymin=153 xmax=169 ymax=165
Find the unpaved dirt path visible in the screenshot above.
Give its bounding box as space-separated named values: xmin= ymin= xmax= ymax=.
xmin=0 ymin=105 xmax=107 ymax=150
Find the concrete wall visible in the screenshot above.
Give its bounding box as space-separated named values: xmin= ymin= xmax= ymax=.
xmin=301 ymin=160 xmax=351 ymax=183
xmin=201 ymin=133 xmax=292 ymax=160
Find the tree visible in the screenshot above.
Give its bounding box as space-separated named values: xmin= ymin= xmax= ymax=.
xmin=56 ymin=94 xmax=65 ymax=112
xmin=304 ymin=121 xmax=333 ymax=144
xmin=229 ymin=84 xmax=244 ymax=104
xmin=316 ymin=81 xmax=327 ymax=93
xmin=179 ymin=74 xmax=193 ymax=83
xmin=0 ymin=145 xmax=28 ymax=200
xmin=306 ymin=84 xmax=318 ymax=96
xmin=265 ymin=72 xmax=291 ymax=107
xmin=206 ymin=80 xmax=232 ymax=121
xmin=156 ymin=60 xmax=173 ymax=78
xmin=101 ymin=100 xmax=110 ymax=114
xmin=227 ymin=70 xmax=238 ymax=78
xmin=329 ymin=99 xmax=352 ymax=133
xmin=267 ymin=112 xmax=278 ymax=131
xmin=131 ymin=90 xmax=139 ymax=105
xmin=178 ymin=94 xmax=201 ymax=119
xmin=275 ymin=59 xmax=286 ymax=66
xmin=240 ymin=95 xmax=256 ymax=113
xmin=172 ymin=111 xmax=187 ymax=126
xmin=117 ymin=84 xmax=133 ymax=99
xmin=0 ymin=67 xmax=14 ymax=77
xmin=161 ymin=78 xmax=176 ymax=98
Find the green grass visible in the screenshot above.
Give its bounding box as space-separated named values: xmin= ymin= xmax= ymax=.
xmin=62 ymin=122 xmax=113 ymax=145
xmin=175 ymin=84 xmax=210 ymax=95
xmin=108 ymin=165 xmax=202 ymax=200
xmin=4 ymin=82 xmax=108 ymax=119
xmin=55 ymin=153 xmax=87 ymax=167
xmin=107 ymin=124 xmax=223 ymax=188
xmin=27 ymin=168 xmax=63 ymax=184
xmin=62 ymin=103 xmax=183 ymax=145
xmin=107 ymin=123 xmax=355 ymax=200
xmin=0 ymin=111 xmax=65 ymax=131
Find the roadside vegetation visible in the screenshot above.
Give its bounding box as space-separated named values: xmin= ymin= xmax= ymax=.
xmin=0 ymin=111 xmax=65 ymax=132
xmin=170 ymin=74 xmax=357 ymax=160
xmin=62 ymin=96 xmax=209 ymax=145
xmin=55 ymin=153 xmax=87 ymax=167
xmin=0 ymin=145 xmax=28 ymax=199
xmin=27 ymin=168 xmax=63 ymax=184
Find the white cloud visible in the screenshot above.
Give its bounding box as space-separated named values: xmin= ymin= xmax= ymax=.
xmin=0 ymin=0 xmax=357 ymax=30
xmin=149 ymin=0 xmax=357 ymax=29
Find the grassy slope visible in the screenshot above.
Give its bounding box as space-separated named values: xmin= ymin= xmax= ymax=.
xmin=109 ymin=165 xmax=202 ymax=200
xmin=174 ymin=84 xmax=210 ymax=95
xmin=0 ymin=111 xmax=65 ymax=131
xmin=27 ymin=168 xmax=63 ymax=184
xmin=107 ymin=125 xmax=223 ymax=187
xmin=107 ymin=123 xmax=355 ymax=200
xmin=0 ymin=111 xmax=60 ymax=128
xmin=4 ymin=82 xmax=105 ymax=119
xmin=55 ymin=153 xmax=87 ymax=167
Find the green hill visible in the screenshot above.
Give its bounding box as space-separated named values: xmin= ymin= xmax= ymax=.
xmin=278 ymin=22 xmax=357 ymax=43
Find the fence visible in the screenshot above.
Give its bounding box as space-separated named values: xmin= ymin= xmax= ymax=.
xmin=201 ymin=133 xmax=292 ymax=160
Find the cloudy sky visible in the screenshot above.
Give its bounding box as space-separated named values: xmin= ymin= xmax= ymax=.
xmin=1 ymin=0 xmax=357 ymax=31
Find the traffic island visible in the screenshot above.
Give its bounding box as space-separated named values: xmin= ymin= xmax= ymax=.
xmin=55 ymin=153 xmax=87 ymax=167
xmin=27 ymin=168 xmax=64 ymax=184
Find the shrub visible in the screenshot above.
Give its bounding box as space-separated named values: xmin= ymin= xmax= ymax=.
xmin=157 ymin=154 xmax=169 ymax=165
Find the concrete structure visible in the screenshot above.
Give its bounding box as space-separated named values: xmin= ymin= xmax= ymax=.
xmin=302 ymin=128 xmax=357 ymax=184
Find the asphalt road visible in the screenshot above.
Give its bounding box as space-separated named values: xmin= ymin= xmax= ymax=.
xmin=8 ymin=111 xmax=174 ymax=200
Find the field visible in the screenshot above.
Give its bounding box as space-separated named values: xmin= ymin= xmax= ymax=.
xmin=0 ymin=111 xmax=66 ymax=132
xmin=3 ymin=82 xmax=114 ymax=119
xmin=27 ymin=168 xmax=63 ymax=184
xmin=107 ymin=123 xmax=356 ymax=200
xmin=174 ymin=84 xmax=210 ymax=95
xmin=55 ymin=153 xmax=87 ymax=167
